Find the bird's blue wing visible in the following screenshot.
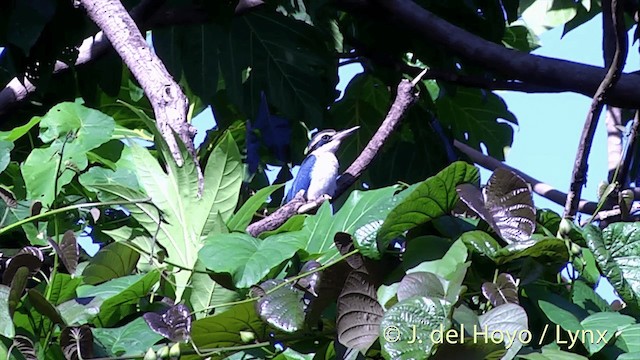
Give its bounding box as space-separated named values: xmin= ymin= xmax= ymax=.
xmin=284 ymin=155 xmax=316 ymax=203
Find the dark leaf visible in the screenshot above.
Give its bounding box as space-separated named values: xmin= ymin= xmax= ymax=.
xmin=334 ymin=232 xmax=364 ymax=269
xmin=457 ymin=167 xmax=536 ymax=243
xmin=252 ymin=92 xmax=292 ymax=164
xmin=143 ymin=303 xmax=192 ymax=342
xmin=296 ymin=261 xmax=322 ymax=298
xmin=30 ymin=200 xmax=43 ymax=218
xmin=60 ymin=325 xmax=93 ymax=360
xmin=16 ymin=246 xmax=44 ymax=262
xmin=3 ymin=253 xmax=43 ymax=285
xmin=8 ymin=266 xmax=29 ymax=315
xmin=12 ymin=335 xmax=38 ymax=360
xmin=48 ymin=230 xmax=79 ymax=274
xmin=336 ymin=267 xmax=383 ymax=351
xmin=27 ymin=289 xmax=66 ymax=326
xmin=0 ymin=187 xmax=17 ymax=208
xmin=481 ymin=273 xmax=519 ymax=306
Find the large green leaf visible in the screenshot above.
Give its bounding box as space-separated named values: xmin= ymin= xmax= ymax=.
xmin=377 ymin=161 xmax=479 ymax=247
xmin=22 ymin=102 xmax=115 ymax=206
xmin=199 ymin=233 xmax=305 ymax=288
xmin=75 ymin=271 xmax=160 ymax=326
xmin=92 ymin=317 xmax=163 ymax=357
xmin=79 ymin=130 xmax=242 ymax=300
xmin=584 ymin=223 xmax=640 ymax=309
xmin=82 ymin=242 xmax=140 ymax=285
xmin=190 ymin=302 xmax=268 ymax=352
xmin=493 ymin=237 xmax=568 ymax=265
xmin=436 ymin=88 xmax=515 ymax=160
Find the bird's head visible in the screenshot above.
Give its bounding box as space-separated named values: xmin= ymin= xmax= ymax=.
xmin=304 ymin=126 xmax=360 ymax=156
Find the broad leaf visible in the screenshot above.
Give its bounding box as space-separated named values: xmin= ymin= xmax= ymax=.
xmin=377 ymin=161 xmax=479 ymax=248
xmin=227 ymin=184 xmax=284 ymax=232
xmin=191 ymin=302 xmax=268 ymax=350
xmin=481 ymin=273 xmax=519 ymax=306
xmin=0 ymin=285 xmax=14 ymax=338
xmin=199 ymin=232 xmax=304 ymax=288
xmin=82 ymin=242 xmax=140 ymax=285
xmin=92 ymin=317 xmax=163 ymax=357
xmin=584 ymin=223 xmax=640 ymax=309
xmin=336 ymin=267 xmax=383 ymax=351
xmin=436 ymin=88 xmax=515 ymax=160
xmin=397 ymin=272 xmax=446 ymax=301
xmin=22 ymin=102 xmax=115 ymax=206
xmin=457 ymin=168 xmax=536 ymax=244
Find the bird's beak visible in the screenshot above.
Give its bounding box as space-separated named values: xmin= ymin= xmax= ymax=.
xmin=332 ymin=126 xmax=360 ymax=142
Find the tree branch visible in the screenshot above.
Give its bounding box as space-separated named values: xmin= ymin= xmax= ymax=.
xmin=247 ymin=78 xmax=421 ymax=237
xmin=80 ymin=0 xmax=203 ymax=194
xmin=344 ymin=0 xmax=640 ymax=109
xmin=0 ymin=1 xmax=264 ymax=116
xmin=563 ymin=0 xmax=628 ymax=219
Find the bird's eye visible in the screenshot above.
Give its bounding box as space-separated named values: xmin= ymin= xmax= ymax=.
xmin=321 ymin=135 xmax=330 ymax=140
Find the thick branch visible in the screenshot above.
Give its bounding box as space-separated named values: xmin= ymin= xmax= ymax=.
xmin=454 ymin=140 xmax=598 ymax=213
xmin=80 ymin=0 xmax=203 ymax=193
xmin=345 ymin=0 xmax=640 ymax=109
xmin=563 ymin=0 xmax=628 ymax=219
xmin=247 ymin=78 xmax=420 ymax=237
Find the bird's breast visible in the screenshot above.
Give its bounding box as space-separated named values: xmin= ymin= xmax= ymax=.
xmin=306 ymin=153 xmax=339 ymax=200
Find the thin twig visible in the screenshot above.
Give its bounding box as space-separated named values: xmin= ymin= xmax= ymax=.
xmin=563 ymin=0 xmax=628 ymax=219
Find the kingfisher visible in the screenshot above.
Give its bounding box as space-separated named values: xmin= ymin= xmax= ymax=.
xmin=284 ymin=126 xmax=360 ymax=204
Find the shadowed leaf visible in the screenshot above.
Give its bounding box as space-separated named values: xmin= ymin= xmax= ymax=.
xmin=49 ymin=230 xmax=79 ymax=274
xmin=12 ymin=335 xmax=37 ymax=360
xmin=336 ymin=267 xmax=383 ymax=351
xmin=2 ymin=253 xmax=42 ymax=285
xmin=27 ymin=289 xmax=66 ymax=326
xmin=457 ymin=168 xmax=536 ymax=244
xmin=82 ymin=242 xmax=140 ymax=285
xmin=481 ymin=273 xmax=519 ymax=306
xmin=143 ymin=303 xmax=192 ymax=342
xmin=397 ymin=272 xmax=446 ymax=301
xmin=60 ymin=325 xmax=93 ymax=360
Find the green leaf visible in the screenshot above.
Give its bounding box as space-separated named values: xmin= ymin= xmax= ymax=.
xmin=0 ymin=141 xmax=14 ymax=175
xmin=493 ymin=237 xmax=568 ymax=265
xmin=75 ymin=271 xmax=160 ymax=326
xmin=47 ymin=273 xmax=82 ymax=305
xmin=22 ymin=102 xmax=115 ymax=206
xmin=570 ymin=280 xmax=610 ymax=314
xmin=227 ymin=184 xmax=284 ymax=232
xmin=199 ymin=233 xmax=304 ymax=288
xmin=191 ymin=302 xmax=268 ymax=351
xmin=0 ymin=285 xmax=15 ymax=339
xmin=82 ymin=242 xmax=140 ymax=285
xmin=436 ymin=88 xmax=515 ymax=160
xmin=502 ymin=25 xmax=540 ymax=52
xmin=614 ymin=324 xmax=640 ymax=353
xmin=92 ymin=317 xmax=163 ymax=357
xmin=0 ymin=116 xmax=41 ymax=142
xmin=27 ymin=289 xmax=66 ymax=326
xmin=80 ymin=127 xmax=242 ymax=300
xmin=478 ymin=303 xmax=528 ymax=360
xmin=584 ymin=223 xmax=640 ymax=309
xmin=377 ymin=161 xmax=479 ymax=248
xmin=579 ymin=312 xmax=634 ymax=354
xmin=252 ymin=279 xmax=308 ymax=333
xmin=520 ymin=0 xmax=580 ymax=35
xmin=185 ymin=261 xmax=240 ymax=320
xmin=518 ymin=347 xmax=588 ymax=359
xmin=220 ymin=10 xmax=336 ymax=127
xmin=380 ymin=296 xmax=452 ymax=359
xmin=460 ymin=231 xmax=502 ymax=259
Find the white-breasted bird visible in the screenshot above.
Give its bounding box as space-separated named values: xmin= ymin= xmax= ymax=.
xmin=284 ymin=126 xmax=360 ymax=203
